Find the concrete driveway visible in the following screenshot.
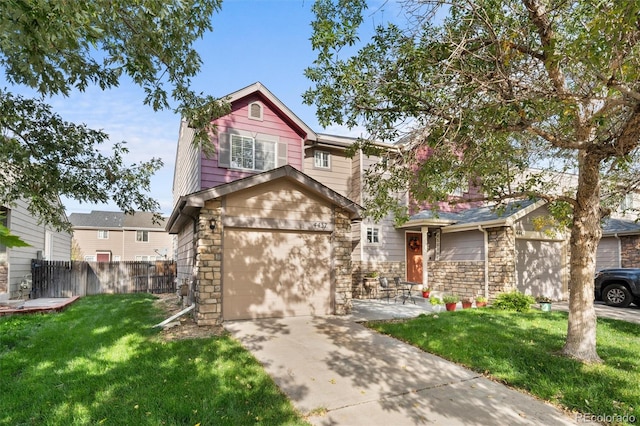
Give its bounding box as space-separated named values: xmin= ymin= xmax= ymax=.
xmin=552 ymin=300 xmax=640 ymax=324
xmin=225 ymin=300 xmax=591 ymax=425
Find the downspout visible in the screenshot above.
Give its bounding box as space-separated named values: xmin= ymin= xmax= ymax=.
xmin=614 ymin=233 xmax=621 ymax=268
xmin=478 ymin=226 xmax=489 ymax=299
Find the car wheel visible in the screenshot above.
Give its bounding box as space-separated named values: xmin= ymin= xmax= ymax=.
xmin=602 ymin=284 xmax=633 ymax=308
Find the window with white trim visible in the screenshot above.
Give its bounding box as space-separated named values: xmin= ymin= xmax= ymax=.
xmin=84 ymin=255 xmax=96 ymax=261
xmin=366 ymin=227 xmax=380 ymax=244
xmin=135 ymin=255 xmax=158 ymax=261
xmin=620 ymin=193 xmax=635 ymax=211
xmin=314 ymin=150 xmax=330 ymax=169
xmin=97 ymin=230 xmax=109 ymax=239
xmin=230 ymin=134 xmax=276 ymax=171
xmin=136 ymin=230 xmax=149 ymax=242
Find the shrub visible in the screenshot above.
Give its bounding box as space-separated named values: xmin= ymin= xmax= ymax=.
xmin=442 ymin=294 xmax=460 ymax=304
xmin=492 ymin=291 xmax=535 ymax=312
xmin=429 ymin=296 xmax=443 ymax=306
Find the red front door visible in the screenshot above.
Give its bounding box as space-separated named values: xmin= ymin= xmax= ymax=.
xmin=406 ymin=233 xmax=423 ymax=283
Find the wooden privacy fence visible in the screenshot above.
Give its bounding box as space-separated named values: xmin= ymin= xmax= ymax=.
xmin=30 ymin=260 xmax=177 ymax=298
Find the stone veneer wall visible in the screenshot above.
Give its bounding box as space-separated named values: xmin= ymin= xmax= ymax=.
xmin=193 ymin=201 xmax=354 ymax=325
xmin=194 ymin=200 xmax=223 ymax=326
xmin=427 ymin=261 xmax=485 ymax=299
xmin=427 ymin=227 xmax=517 ymax=301
xmin=0 ymin=264 xmax=7 ymax=294
xmin=486 ymin=227 xmax=517 ymax=297
xmin=332 ymin=207 xmax=353 ymax=314
xmin=351 ymin=261 xmax=405 ymax=299
xmin=621 ymin=235 xmax=640 ymax=267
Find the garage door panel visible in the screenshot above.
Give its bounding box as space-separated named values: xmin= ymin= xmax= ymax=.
xmin=223 ymin=229 xmax=332 ymax=320
xmin=596 ymin=237 xmax=619 ymax=270
xmin=516 ymin=240 xmax=565 ymax=300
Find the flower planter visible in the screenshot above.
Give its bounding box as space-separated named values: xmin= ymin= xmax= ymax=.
xmin=540 ymin=302 xmax=552 ymax=312
xmin=422 ymin=291 xmax=430 ymax=298
xmin=476 ymin=301 xmax=487 ymax=308
xmin=462 ymin=301 xmax=472 ymax=309
xmin=445 ymin=302 xmax=457 ymax=312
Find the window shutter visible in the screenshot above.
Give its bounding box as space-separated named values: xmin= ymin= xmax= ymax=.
xmin=277 ymin=142 xmax=287 ymax=167
xmin=218 ymin=133 xmax=230 ymax=167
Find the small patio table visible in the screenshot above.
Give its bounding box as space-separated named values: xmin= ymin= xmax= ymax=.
xmin=395 ymin=280 xmax=418 ymax=305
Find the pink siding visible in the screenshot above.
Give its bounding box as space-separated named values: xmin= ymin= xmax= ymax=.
xmin=408 ymin=145 xmax=483 ymax=214
xmin=200 ymin=94 xmax=306 ymax=189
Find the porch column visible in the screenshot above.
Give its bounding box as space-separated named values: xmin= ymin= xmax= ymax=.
xmin=422 ymin=226 xmax=429 ymax=288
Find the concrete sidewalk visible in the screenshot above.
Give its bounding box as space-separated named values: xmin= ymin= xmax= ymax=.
xmin=225 ymin=308 xmax=591 ymax=425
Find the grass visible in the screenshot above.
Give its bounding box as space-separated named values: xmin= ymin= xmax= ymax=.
xmin=367 ymin=308 xmax=639 ymax=424
xmin=0 ymin=294 xmax=308 ymax=426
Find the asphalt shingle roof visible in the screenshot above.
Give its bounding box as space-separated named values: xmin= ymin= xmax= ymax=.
xmin=408 ymin=199 xmax=538 ymax=226
xmin=68 ymin=211 xmax=166 ymax=229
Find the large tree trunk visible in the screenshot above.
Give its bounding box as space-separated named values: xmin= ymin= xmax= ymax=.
xmin=561 ymin=151 xmax=603 ymax=363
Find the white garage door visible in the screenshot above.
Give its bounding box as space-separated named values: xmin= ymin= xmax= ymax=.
xmin=516 ymin=239 xmax=566 ymax=300
xmin=223 ymin=229 xmax=332 ymax=320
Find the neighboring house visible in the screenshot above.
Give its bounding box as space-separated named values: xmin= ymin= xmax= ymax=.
xmin=0 ymin=199 xmax=72 ymax=300
xmin=169 ymin=82 xmax=639 ymax=324
xmin=69 ymin=211 xmax=173 ymax=262
xmin=400 ymin=199 xmax=570 ymax=301
xmin=596 ymin=218 xmax=640 ymax=271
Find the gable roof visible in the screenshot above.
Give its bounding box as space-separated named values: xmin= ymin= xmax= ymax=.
xmin=400 ymin=199 xmax=545 ymax=232
xmin=224 ymin=82 xmax=316 ymax=140
xmin=68 ymin=211 xmax=166 ymax=230
xmin=167 ymin=165 xmax=363 ymax=233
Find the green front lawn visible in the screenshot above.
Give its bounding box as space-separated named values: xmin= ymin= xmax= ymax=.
xmin=367 ymin=309 xmax=639 ymax=424
xmin=0 ymin=294 xmax=308 ymax=425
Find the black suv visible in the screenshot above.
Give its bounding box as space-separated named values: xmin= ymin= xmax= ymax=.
xmin=594 ymin=268 xmax=640 ymax=308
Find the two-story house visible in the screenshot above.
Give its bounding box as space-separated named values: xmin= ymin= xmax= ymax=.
xmin=69 ymin=211 xmax=173 ymax=262
xmin=168 ymin=82 xmax=640 ymax=324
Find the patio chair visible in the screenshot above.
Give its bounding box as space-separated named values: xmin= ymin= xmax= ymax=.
xmin=378 ymin=277 xmax=397 ymax=303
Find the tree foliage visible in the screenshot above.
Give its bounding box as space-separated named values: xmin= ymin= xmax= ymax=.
xmin=306 ymin=0 xmax=640 ymax=363
xmin=0 ymin=0 xmax=227 ymax=230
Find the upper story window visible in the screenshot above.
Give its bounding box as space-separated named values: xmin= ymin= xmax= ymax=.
xmin=136 ymin=230 xmax=149 ymax=242
xmin=231 ymin=135 xmax=276 ymax=171
xmin=97 ymin=230 xmax=109 ymax=239
xmin=620 ymin=193 xmax=635 ymax=211
xmin=135 ymin=255 xmax=159 ymax=261
xmin=248 ymin=102 xmax=263 ymax=121
xmin=314 ymin=150 xmax=330 ymax=169
xmin=366 ymin=227 xmax=380 ymax=244
xmin=449 ymin=180 xmax=468 ymax=198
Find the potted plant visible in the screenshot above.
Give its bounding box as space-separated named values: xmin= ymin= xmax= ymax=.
xmin=363 ymin=271 xmax=378 ymax=288
xmin=536 ymin=296 xmax=553 ymax=312
xmin=422 ymin=287 xmax=431 ymax=298
xmin=443 ymin=294 xmax=460 ymax=311
xmin=475 ymin=295 xmax=488 ymax=308
xmin=429 ymin=296 xmax=443 ymax=312
xmin=461 ymin=297 xmax=473 ymax=309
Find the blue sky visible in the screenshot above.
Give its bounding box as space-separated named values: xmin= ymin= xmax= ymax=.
xmin=7 ymin=0 xmax=400 ymax=217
